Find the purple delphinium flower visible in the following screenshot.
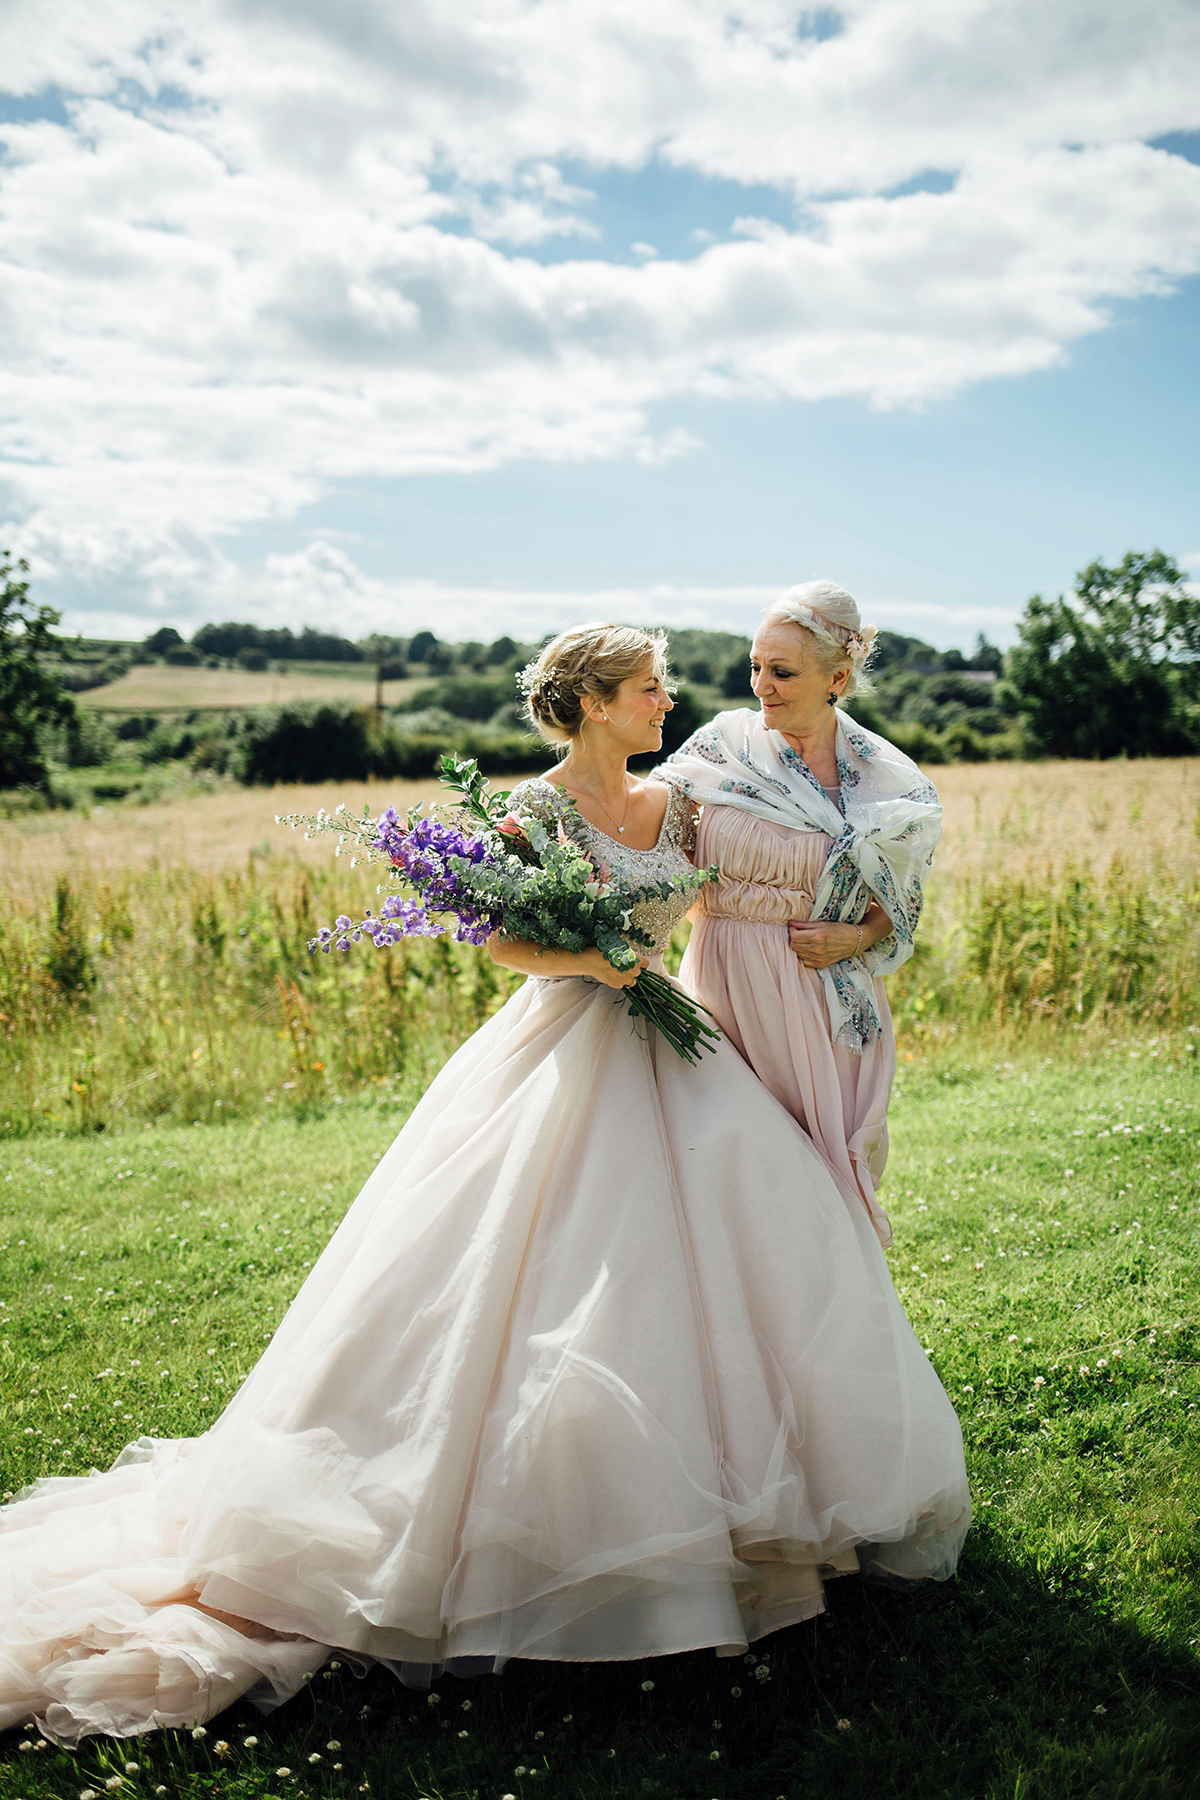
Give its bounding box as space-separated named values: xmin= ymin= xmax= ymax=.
xmin=311 ymin=814 xmax=500 ymax=954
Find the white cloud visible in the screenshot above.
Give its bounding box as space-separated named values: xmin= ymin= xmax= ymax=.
xmin=45 ymin=535 xmax=1023 ymax=647
xmin=1 ymin=0 xmax=1199 ymax=625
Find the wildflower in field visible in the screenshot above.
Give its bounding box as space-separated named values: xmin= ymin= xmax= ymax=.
xmin=105 ymin=1779 xmax=123 ymax=1791
xmin=514 ymin=1765 xmax=527 ymax=1775
xmin=243 ymin=1735 xmax=259 ymax=1747
xmin=124 ymin=1761 xmax=139 ymax=1773
xmin=308 ymin=1752 xmax=322 ymax=1762
xmin=730 ymin=1685 xmax=742 ymax=1697
xmin=641 ymin=1678 xmax=655 ymax=1691
xmin=326 ymin=1738 xmax=343 ymax=1748
xmin=18 ymin=1740 xmax=33 ymax=1752
xmin=426 ymin=1690 xmax=442 ymax=1705
xmin=460 ymin=1701 xmax=471 ymax=1712
xmin=79 ymin=1789 xmax=98 ymax=1799
xmin=837 ymin=1719 xmax=853 ymax=1732
xmin=275 ymin=1766 xmax=292 ymax=1777
xmin=212 ymin=1741 xmax=231 ymax=1758
xmin=710 ymin=1749 xmax=721 ymax=1760
xmin=191 ymin=1724 xmax=207 ymax=1738
xmin=1094 ymin=1704 xmax=1107 ymax=1715
xmin=754 ymin=1662 xmax=771 ymax=1681
xmin=458 ymin=1729 xmax=469 ymax=1738
xmin=1034 ymin=1375 xmax=1045 ymax=1386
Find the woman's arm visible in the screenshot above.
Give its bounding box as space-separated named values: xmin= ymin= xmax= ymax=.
xmin=787 ymin=901 xmax=892 ymax=971
xmin=487 ymin=936 xmax=646 ymax=989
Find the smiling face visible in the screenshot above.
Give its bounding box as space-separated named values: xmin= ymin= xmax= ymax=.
xmin=583 ymin=655 xmax=674 ymax=754
xmin=750 ymin=621 xmax=848 ymax=737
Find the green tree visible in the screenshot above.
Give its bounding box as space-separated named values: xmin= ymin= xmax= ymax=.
xmin=0 ymin=550 xmax=76 ymax=789
xmin=1005 ymin=551 xmax=1199 ymax=758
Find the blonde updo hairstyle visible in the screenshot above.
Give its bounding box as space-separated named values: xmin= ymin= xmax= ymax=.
xmin=763 ymin=579 xmax=878 ymax=699
xmin=520 ymin=622 xmax=670 ymax=751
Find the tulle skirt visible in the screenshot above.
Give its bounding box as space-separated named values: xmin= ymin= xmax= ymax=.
xmin=0 ymin=974 xmax=969 ymax=1744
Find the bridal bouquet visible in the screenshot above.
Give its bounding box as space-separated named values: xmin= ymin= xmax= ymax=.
xmin=278 ymin=757 xmax=722 ymax=1063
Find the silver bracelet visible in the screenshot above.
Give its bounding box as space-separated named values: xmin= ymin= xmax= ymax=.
xmin=854 ymin=923 xmax=864 ymax=958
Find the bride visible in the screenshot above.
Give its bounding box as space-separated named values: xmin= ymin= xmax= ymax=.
xmin=0 ymin=623 xmax=970 ymax=1747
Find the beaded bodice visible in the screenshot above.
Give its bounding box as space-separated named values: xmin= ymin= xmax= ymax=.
xmin=508 ymin=777 xmax=699 ymax=956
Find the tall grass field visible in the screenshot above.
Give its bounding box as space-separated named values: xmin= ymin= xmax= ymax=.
xmin=1 ymin=757 xmax=1198 ymax=1799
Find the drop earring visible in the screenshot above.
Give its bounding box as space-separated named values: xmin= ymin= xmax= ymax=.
xmin=827 ymin=691 xmax=837 ymax=707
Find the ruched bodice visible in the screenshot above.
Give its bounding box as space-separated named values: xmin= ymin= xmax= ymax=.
xmin=694 ymin=808 xmax=832 ymax=926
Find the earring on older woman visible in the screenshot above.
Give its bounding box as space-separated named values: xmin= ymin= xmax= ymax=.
xmin=827 ymin=691 xmax=837 ymax=707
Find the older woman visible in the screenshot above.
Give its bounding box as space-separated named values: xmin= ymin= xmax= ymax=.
xmin=659 ymin=581 xmax=942 ymax=1247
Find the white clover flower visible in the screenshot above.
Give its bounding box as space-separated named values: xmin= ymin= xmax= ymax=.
xmin=155 ymin=1788 xmax=168 ymax=1796
xmin=326 ymin=1738 xmax=342 ymax=1749
xmin=18 ymin=1741 xmax=33 ymax=1753
xmin=124 ymin=1762 xmax=140 ymax=1773
xmin=709 ymin=1749 xmax=721 ymax=1761
xmin=458 ymin=1729 xmax=469 ymax=1738
xmin=79 ymin=1789 xmax=98 ymax=1799
xmin=243 ymin=1735 xmax=259 ymax=1747
xmin=640 ymin=1679 xmax=655 ymax=1692
xmin=191 ymin=1724 xmax=207 ymax=1739
xmin=1094 ymin=1704 xmax=1107 ymax=1715
xmin=275 ymin=1767 xmax=292 ymax=1778
xmin=105 ymin=1779 xmax=124 ymax=1792
xmin=1033 ymin=1376 xmax=1045 ymax=1387
xmin=730 ymin=1685 xmax=742 ymax=1697
xmin=426 ymin=1691 xmax=441 ymax=1706
xmin=837 ymin=1718 xmax=853 ymax=1732
xmin=308 ymin=1752 xmax=322 ymax=1762
xmin=514 ymin=1766 xmax=527 ymax=1777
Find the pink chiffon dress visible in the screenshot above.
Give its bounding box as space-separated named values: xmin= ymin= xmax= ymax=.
xmin=680 ymin=801 xmax=896 ymax=1247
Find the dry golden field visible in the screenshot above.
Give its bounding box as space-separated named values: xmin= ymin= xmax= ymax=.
xmin=0 ymin=757 xmax=1195 ymax=1137
xmin=2 ymin=756 xmax=1195 ymax=894
xmin=77 ymin=661 xmax=423 ymax=713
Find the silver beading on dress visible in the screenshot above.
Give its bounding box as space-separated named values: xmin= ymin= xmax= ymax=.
xmin=508 ymin=779 xmax=698 ymax=957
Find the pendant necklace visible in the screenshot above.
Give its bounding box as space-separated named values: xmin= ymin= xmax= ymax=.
xmin=565 ymin=771 xmax=632 ymax=834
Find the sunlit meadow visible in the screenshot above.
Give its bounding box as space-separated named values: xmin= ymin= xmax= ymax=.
xmin=1 ymin=758 xmax=1198 ymax=1798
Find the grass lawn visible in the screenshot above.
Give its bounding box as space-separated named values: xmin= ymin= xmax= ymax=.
xmin=1 ymin=1039 xmax=1197 ymax=1799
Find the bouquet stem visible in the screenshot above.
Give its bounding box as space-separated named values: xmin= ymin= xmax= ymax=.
xmin=620 ymin=969 xmax=721 ymax=1064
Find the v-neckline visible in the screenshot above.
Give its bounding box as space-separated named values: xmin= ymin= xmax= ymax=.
xmin=531 ymin=777 xmax=671 ymax=854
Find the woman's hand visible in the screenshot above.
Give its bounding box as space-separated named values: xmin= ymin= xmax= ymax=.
xmin=788 ymin=900 xmax=892 ymax=970
xmin=576 ymin=947 xmax=648 ymax=989
xmin=787 ymin=919 xmax=863 ymax=970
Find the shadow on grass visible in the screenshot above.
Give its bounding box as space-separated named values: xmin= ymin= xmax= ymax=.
xmin=213 ymin=1525 xmax=1200 ymax=1800
xmin=3 ymin=1526 xmax=1198 ymax=1800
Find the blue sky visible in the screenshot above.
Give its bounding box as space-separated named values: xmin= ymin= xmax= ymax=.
xmin=1 ymin=1 xmax=1198 ymax=649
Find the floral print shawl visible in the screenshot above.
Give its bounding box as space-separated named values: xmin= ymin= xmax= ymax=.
xmin=657 ymin=708 xmax=942 ymax=1053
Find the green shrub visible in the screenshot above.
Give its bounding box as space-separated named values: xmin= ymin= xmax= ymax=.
xmin=399 ymin=675 xmax=514 ymax=721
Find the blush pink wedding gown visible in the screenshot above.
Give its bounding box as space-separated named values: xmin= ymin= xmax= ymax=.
xmin=681 ymin=806 xmax=896 ymax=1246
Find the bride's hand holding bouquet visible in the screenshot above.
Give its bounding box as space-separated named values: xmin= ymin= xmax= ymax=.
xmin=279 ymin=754 xmax=720 ymax=1063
